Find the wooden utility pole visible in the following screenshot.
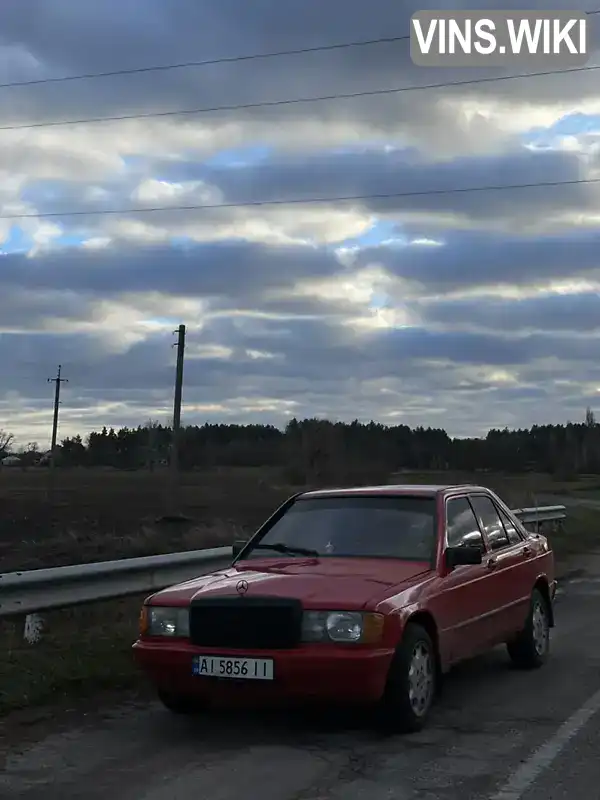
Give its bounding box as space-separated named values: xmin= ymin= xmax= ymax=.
xmin=47 ymin=364 xmax=68 ymax=499
xmin=168 ymin=325 xmax=186 ymax=515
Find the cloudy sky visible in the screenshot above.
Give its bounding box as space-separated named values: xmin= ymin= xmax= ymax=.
xmin=1 ymin=0 xmax=600 ymax=447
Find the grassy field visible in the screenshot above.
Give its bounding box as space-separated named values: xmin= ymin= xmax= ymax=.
xmin=0 ymin=466 xmax=295 ymax=572
xmin=1 ymin=466 xmax=599 ymax=716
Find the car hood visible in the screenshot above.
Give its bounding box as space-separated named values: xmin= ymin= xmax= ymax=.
xmin=151 ymin=557 xmax=432 ymax=609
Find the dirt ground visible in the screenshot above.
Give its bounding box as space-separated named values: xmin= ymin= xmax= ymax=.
xmin=1 ymin=466 xmax=599 ymax=716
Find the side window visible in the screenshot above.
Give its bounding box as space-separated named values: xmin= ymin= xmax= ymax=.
xmin=470 ymin=495 xmax=510 ymax=551
xmin=446 ymin=497 xmax=485 ymax=550
xmin=497 ymin=506 xmax=523 ymax=545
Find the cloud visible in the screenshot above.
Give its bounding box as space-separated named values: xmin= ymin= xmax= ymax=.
xmin=0 ymin=240 xmax=345 ymax=298
xmin=192 ymin=144 xmax=600 ymax=232
xmin=9 ymin=143 xmax=598 ymax=253
xmin=3 ymin=309 xmax=600 ymax=444
xmin=420 ymin=290 xmax=600 ymax=333
xmin=2 ymin=0 xmax=600 ymax=445
xmin=2 ymin=0 xmax=600 ymax=197
xmin=359 ymin=228 xmax=600 ymax=291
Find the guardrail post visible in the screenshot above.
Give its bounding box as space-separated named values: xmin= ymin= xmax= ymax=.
xmin=23 ymin=613 xmax=44 ymax=644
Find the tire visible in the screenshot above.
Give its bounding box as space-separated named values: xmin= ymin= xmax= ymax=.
xmin=506 ymin=588 xmax=550 ymax=669
xmin=376 ymin=623 xmax=437 ymax=734
xmin=157 ymin=688 xmax=202 ymax=714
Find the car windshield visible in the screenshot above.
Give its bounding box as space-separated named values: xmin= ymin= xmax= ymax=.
xmin=242 ymin=495 xmax=436 ymax=562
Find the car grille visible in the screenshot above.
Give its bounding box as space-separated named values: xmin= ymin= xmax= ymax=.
xmin=188 ymin=596 xmax=303 ymax=649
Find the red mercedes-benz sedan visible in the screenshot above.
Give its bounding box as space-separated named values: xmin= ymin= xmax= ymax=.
xmin=133 ymin=484 xmax=556 ymax=732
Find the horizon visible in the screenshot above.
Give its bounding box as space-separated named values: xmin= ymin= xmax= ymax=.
xmin=3 ymin=409 xmax=596 ymax=455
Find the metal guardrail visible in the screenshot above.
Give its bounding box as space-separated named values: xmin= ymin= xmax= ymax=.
xmin=0 ymin=547 xmax=233 ymax=617
xmin=513 ymin=505 xmax=567 ymax=526
xmin=0 ymin=505 xmax=566 ymax=618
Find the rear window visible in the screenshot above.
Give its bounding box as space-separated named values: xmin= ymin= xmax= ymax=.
xmin=243 ymin=495 xmax=436 ymax=562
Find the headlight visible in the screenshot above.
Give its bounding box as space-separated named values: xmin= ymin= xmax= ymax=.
xmin=301 ymin=611 xmax=384 ymax=644
xmin=140 ymin=605 xmax=189 ymax=637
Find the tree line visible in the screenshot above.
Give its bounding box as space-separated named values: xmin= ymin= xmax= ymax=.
xmin=4 ymin=408 xmax=599 ymax=481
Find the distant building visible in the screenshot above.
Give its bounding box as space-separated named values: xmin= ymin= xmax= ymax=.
xmin=0 ymin=455 xmax=22 ymax=467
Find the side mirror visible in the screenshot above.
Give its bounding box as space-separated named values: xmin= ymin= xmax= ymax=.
xmin=446 ymin=545 xmax=483 ymax=569
xmin=232 ymin=539 xmax=248 ymax=558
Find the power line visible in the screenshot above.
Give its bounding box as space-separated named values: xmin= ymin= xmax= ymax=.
xmin=1 ymin=176 xmax=598 ymax=221
xmin=0 ymin=36 xmax=411 ymax=90
xmin=2 ymin=9 xmax=598 ymax=91
xmin=3 ymin=62 xmax=600 ymax=133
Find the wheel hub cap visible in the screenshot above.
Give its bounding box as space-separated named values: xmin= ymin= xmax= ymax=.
xmin=408 ymin=642 xmax=434 ymax=716
xmin=532 ymin=600 xmax=548 ymax=655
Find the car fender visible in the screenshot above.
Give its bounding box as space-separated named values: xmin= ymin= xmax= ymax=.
xmin=389 ymin=604 xmax=444 ymax=676
xmin=394 ymin=603 xmax=440 ymax=646
xmin=397 ymin=602 xmax=420 ymax=625
xmin=532 ymin=571 xmax=556 ymax=626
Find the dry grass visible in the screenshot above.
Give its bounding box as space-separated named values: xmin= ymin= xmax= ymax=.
xmin=0 ymin=465 xmax=594 ymax=571
xmin=0 ymin=597 xmax=148 ymax=714
xmin=1 ymin=466 xmax=599 ymax=716
xmin=0 ymin=467 xmax=294 ymax=714
xmin=545 ymin=507 xmax=600 ymax=562
xmin=0 ymin=467 xmax=294 ymax=571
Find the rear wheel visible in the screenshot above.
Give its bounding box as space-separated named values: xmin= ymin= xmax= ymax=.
xmin=157 ymin=688 xmax=202 ymax=714
xmin=377 ymin=623 xmax=437 ymax=734
xmin=506 ymin=588 xmax=550 ymax=669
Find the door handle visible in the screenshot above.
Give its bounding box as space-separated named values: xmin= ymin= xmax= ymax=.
xmin=486 ymin=557 xmax=498 ymax=570
xmin=521 ymin=545 xmax=533 ymax=557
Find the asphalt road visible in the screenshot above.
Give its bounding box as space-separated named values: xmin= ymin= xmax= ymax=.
xmin=2 ymin=579 xmax=600 ymax=800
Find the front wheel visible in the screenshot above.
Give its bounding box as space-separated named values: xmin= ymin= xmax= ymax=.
xmin=157 ymin=688 xmax=203 ymax=714
xmin=376 ymin=623 xmax=437 ymax=734
xmin=506 ymin=588 xmax=550 ymax=669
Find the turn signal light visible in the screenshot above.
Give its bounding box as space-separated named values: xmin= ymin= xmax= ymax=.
xmin=362 ymin=612 xmax=385 ymax=644
xmin=138 ymin=605 xmax=149 ymax=636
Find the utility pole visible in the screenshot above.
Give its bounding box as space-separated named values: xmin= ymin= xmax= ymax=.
xmin=168 ymin=325 xmax=186 ymax=516
xmin=47 ymin=364 xmax=68 ymax=499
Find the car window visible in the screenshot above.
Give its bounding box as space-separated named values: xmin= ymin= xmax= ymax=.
xmin=469 ymin=495 xmax=510 ymax=551
xmin=242 ymin=496 xmax=436 ymax=562
xmin=497 ymin=506 xmax=523 ymax=545
xmin=446 ymin=497 xmax=485 ymax=550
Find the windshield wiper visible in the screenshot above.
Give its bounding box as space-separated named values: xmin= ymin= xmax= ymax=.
xmin=250 ymin=542 xmax=320 ymax=557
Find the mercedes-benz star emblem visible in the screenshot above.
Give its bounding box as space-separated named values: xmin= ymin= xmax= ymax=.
xmin=236 ymin=579 xmax=249 ymax=596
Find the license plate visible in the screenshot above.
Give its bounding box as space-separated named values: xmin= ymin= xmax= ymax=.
xmin=192 ymin=655 xmax=274 ymax=681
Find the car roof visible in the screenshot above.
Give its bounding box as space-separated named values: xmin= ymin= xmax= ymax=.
xmin=299 ymin=484 xmax=493 ymax=499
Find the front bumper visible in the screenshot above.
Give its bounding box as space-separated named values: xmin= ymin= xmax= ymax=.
xmin=133 ymin=639 xmax=395 ymax=707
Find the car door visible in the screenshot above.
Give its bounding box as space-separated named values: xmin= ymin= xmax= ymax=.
xmin=495 ymin=502 xmax=536 ymax=631
xmin=436 ymin=495 xmax=497 ymax=665
xmin=468 ymin=493 xmax=532 ymax=642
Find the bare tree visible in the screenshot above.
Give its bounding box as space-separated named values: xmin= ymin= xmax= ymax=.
xmin=0 ymin=429 xmax=14 ymax=457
